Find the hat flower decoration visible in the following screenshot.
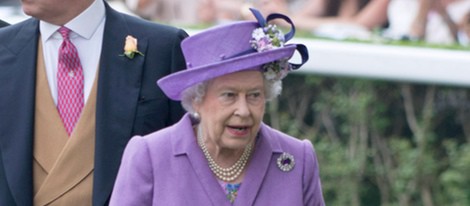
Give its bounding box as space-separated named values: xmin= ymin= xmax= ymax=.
xmin=248 ymin=8 xmax=308 ymax=81
xmin=250 ymin=24 xmax=290 ymax=80
xmin=250 ymin=24 xmax=285 ymax=52
xmin=157 ymin=8 xmax=309 ymax=100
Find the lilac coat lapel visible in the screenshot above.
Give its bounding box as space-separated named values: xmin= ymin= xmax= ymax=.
xmin=172 ymin=116 xmax=232 ymax=206
xmin=234 ymin=123 xmax=281 ymax=206
xmin=173 ymin=117 xmax=280 ymax=206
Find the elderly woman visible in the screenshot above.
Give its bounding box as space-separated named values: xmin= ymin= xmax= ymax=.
xmin=110 ymin=8 xmax=325 ymax=206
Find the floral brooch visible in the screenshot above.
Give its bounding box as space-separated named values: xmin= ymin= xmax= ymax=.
xmin=121 ymin=35 xmax=144 ymax=59
xmin=277 ymin=152 xmax=295 ymax=172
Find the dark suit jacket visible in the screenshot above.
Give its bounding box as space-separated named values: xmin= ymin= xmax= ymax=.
xmin=0 ymin=19 xmax=9 ymax=28
xmin=0 ymin=2 xmax=187 ymax=205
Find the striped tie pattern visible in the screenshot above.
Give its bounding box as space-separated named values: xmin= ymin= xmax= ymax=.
xmin=57 ymin=26 xmax=84 ymax=136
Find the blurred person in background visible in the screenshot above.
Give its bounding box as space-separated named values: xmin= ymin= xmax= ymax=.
xmin=386 ymin=0 xmax=470 ymax=45
xmin=270 ymin=0 xmax=470 ymax=45
xmin=124 ymin=0 xmax=202 ymax=25
xmin=296 ymin=0 xmax=371 ymax=19
xmin=457 ymin=10 xmax=470 ymax=45
xmin=206 ymin=0 xmax=372 ymax=25
xmin=123 ymin=0 xmax=245 ymax=25
xmin=254 ymin=0 xmax=382 ymax=40
xmin=257 ymin=0 xmax=371 ymax=20
xmin=202 ymin=0 xmax=255 ymax=24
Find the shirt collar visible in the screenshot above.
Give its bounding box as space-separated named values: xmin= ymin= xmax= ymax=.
xmin=40 ymin=0 xmax=105 ymax=41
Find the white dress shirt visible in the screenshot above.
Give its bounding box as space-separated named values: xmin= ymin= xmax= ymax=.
xmin=40 ymin=0 xmax=105 ymax=104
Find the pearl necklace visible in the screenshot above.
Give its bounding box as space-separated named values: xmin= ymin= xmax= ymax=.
xmin=197 ymin=125 xmax=253 ymax=182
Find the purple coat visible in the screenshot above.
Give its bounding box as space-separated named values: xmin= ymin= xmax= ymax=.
xmin=110 ymin=114 xmax=325 ymax=205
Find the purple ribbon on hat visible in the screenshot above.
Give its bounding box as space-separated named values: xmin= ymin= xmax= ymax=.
xmin=249 ymin=8 xmax=308 ymax=70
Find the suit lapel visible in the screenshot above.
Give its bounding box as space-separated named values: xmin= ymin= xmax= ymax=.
xmin=0 ymin=19 xmax=40 ymax=206
xmin=172 ymin=115 xmax=231 ymax=206
xmin=93 ymin=3 xmax=148 ymax=205
xmin=186 ymin=150 xmax=231 ymax=206
xmin=235 ymin=124 xmax=281 ymax=206
xmin=173 ymin=120 xmax=281 ymax=206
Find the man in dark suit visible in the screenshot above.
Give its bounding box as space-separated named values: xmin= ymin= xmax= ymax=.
xmin=0 ymin=0 xmax=186 ymax=205
xmin=0 ymin=19 xmax=9 ymax=27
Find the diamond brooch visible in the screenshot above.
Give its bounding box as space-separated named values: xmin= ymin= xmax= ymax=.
xmin=277 ymin=152 xmax=295 ymax=172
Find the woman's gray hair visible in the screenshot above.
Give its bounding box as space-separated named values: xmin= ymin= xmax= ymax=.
xmin=180 ymin=76 xmax=283 ymax=114
xmin=181 ymin=81 xmax=208 ymax=114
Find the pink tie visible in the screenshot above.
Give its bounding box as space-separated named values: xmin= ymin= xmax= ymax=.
xmin=57 ymin=26 xmax=84 ymax=136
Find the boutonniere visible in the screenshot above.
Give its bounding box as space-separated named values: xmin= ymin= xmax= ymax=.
xmin=121 ymin=35 xmax=144 ymax=59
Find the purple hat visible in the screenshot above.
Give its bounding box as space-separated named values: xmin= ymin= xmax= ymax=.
xmin=158 ymin=8 xmax=309 ymax=100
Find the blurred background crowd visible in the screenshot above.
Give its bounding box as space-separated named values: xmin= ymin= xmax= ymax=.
xmin=1 ymin=0 xmax=469 ymax=46
xmin=123 ymin=0 xmax=470 ymax=46
xmin=1 ymin=1 xmax=470 ymax=205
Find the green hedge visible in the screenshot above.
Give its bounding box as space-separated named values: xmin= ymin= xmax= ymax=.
xmin=266 ymin=74 xmax=470 ymax=206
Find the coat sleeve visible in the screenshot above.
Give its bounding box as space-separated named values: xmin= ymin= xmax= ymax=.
xmin=110 ymin=136 xmax=154 ymax=205
xmin=302 ymin=140 xmax=326 ymax=206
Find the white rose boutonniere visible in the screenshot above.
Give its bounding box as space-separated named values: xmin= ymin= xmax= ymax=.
xmin=122 ymin=35 xmax=144 ymax=59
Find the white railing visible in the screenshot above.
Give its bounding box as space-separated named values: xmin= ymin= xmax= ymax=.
xmin=291 ymin=38 xmax=470 ymax=87
xmin=188 ymin=27 xmax=470 ymax=87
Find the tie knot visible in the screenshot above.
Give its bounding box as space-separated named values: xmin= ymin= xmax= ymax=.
xmin=58 ymin=26 xmax=71 ymax=40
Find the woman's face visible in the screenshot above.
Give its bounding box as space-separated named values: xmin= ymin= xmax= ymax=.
xmin=195 ymin=70 xmax=266 ymax=152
